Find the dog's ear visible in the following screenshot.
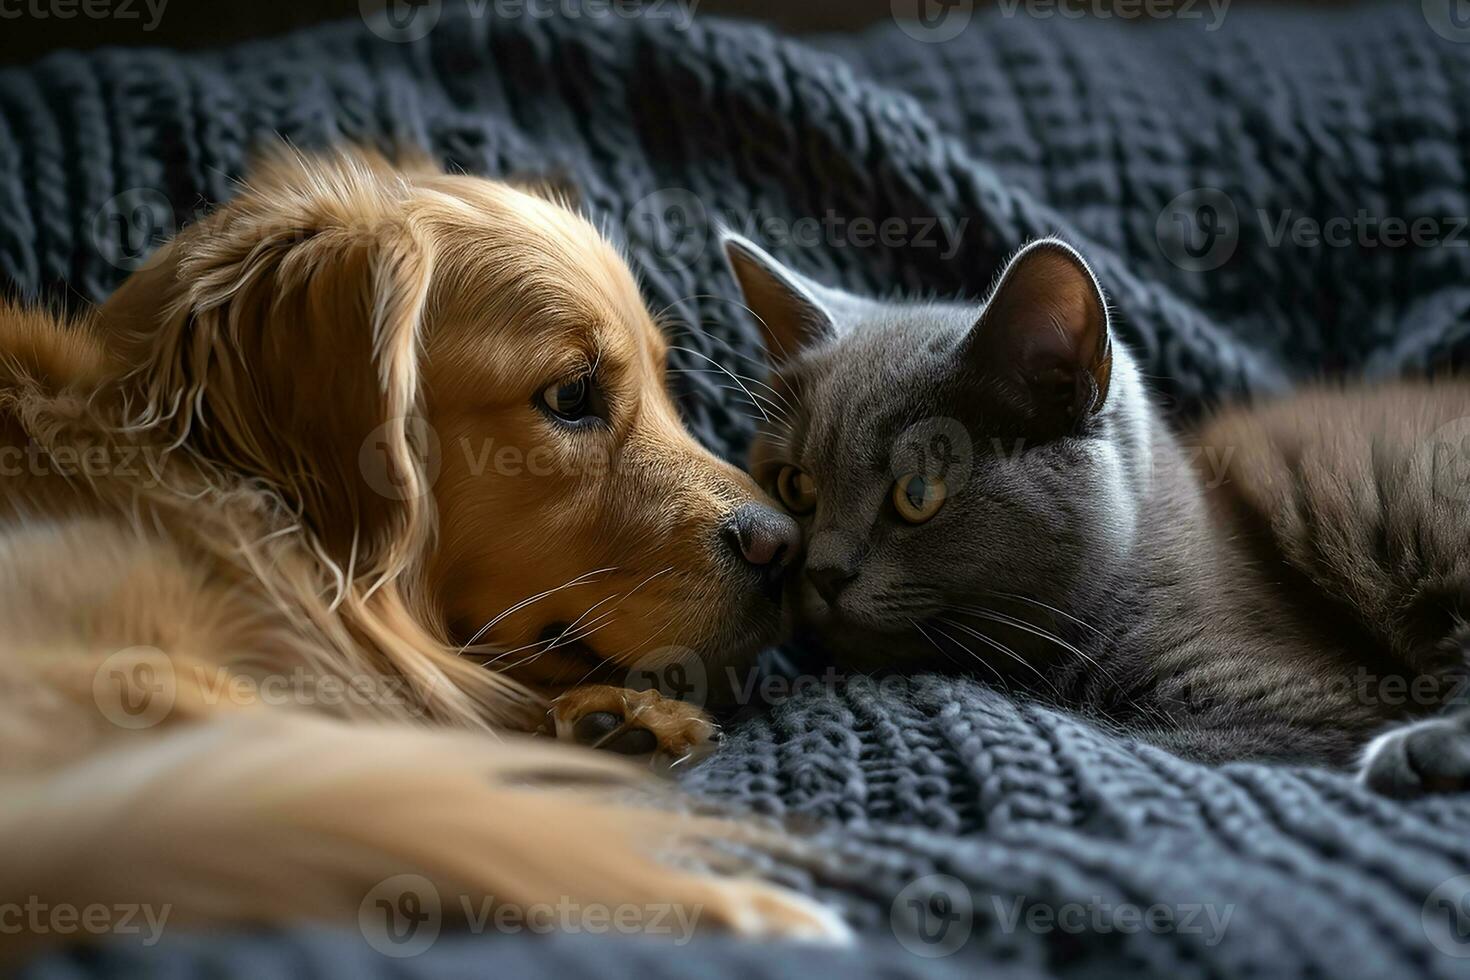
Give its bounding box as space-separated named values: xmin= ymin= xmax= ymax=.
xmin=503 ymin=168 xmax=582 ymax=213
xmin=963 ymin=238 xmax=1112 ymax=436
xmin=722 ymin=232 xmax=839 ymax=365
xmin=100 ymin=149 xmax=436 ymax=570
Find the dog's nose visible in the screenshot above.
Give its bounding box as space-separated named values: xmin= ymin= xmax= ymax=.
xmin=806 ymin=563 xmax=857 ymax=605
xmin=722 ymin=503 xmax=800 ymax=575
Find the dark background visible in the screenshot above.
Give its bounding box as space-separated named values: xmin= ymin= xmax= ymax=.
xmin=0 ymin=0 xmax=1358 ymax=67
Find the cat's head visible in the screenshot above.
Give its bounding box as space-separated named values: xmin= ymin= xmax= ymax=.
xmin=725 ymin=234 xmax=1158 ymax=674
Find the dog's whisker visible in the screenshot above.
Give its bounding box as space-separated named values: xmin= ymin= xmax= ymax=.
xmin=553 ymin=592 xmax=623 ymax=642
xmin=458 ymin=566 xmax=619 ymax=654
xmin=549 ymin=610 xmax=619 ymax=651
xmin=564 ymin=565 xmax=673 ymax=652
xmin=568 ymin=651 xmax=615 ymax=689
xmin=479 ymin=562 xmax=675 ymax=672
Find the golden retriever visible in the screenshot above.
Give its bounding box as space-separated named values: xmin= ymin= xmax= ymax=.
xmin=0 ymin=147 xmax=838 ymax=954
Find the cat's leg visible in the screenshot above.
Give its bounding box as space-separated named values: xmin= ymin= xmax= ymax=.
xmin=1202 ymin=386 xmax=1470 ymax=684
xmin=1359 ymin=709 xmax=1470 ymax=798
xmin=1125 ymin=712 xmax=1366 ymax=768
xmin=1352 ymin=618 xmax=1470 ymax=796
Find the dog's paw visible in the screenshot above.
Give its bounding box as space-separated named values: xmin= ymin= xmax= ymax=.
xmin=1360 ymin=714 xmax=1470 ymax=798
xmin=551 ymin=685 xmax=719 ymax=764
xmin=696 ymin=878 xmax=852 ymax=944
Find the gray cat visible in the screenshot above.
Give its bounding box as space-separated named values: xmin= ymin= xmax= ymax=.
xmin=723 ymin=232 xmax=1470 ymax=796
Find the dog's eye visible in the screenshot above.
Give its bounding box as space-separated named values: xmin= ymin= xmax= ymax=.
xmin=775 ymin=465 xmax=816 ymax=515
xmin=540 ymin=377 xmax=592 ymax=421
xmin=892 ymin=474 xmax=945 ymax=524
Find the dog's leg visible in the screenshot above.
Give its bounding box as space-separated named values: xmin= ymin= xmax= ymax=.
xmin=551 ymin=685 xmax=718 ymax=764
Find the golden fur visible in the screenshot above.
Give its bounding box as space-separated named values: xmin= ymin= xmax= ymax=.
xmin=0 ymin=148 xmax=841 ymax=954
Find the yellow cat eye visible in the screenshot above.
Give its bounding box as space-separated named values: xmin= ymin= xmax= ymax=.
xmin=893 ymin=474 xmax=946 ymax=524
xmin=775 ymin=465 xmax=817 ymax=514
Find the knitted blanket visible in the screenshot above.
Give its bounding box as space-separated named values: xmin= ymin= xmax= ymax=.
xmin=9 ymin=3 xmax=1470 ymax=977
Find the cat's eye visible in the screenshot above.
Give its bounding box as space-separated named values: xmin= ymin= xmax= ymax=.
xmin=775 ymin=465 xmax=817 ymax=514
xmin=892 ymin=474 xmax=946 ymax=524
xmin=539 ymin=376 xmax=593 ymax=422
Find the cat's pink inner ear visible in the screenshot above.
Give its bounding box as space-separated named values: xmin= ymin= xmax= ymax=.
xmin=976 ymin=240 xmax=1112 ymax=421
xmin=723 ymin=235 xmax=833 ymax=364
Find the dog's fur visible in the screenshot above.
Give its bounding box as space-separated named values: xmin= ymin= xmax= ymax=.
xmin=0 ymin=148 xmax=840 ymax=953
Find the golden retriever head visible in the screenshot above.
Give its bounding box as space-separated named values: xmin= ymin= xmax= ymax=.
xmin=98 ymin=147 xmax=798 ymax=706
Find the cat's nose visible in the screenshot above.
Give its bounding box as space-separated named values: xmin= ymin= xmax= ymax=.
xmin=722 ymin=503 xmax=801 ymax=576
xmin=806 ymin=563 xmax=857 ymax=606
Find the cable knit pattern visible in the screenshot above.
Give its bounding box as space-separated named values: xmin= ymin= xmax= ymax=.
xmin=10 ymin=3 xmax=1470 ymax=977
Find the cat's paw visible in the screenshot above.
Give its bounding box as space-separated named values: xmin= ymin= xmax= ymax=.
xmin=551 ymin=685 xmax=719 ymax=765
xmin=1359 ymin=714 xmax=1470 ymax=798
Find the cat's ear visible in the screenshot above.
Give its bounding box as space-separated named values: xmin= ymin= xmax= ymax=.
xmin=966 ymin=238 xmax=1112 ymax=432
xmin=722 ymin=232 xmax=836 ymax=363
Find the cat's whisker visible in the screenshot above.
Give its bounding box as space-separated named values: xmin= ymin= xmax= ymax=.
xmin=952 ymin=604 xmax=1126 ymax=692
xmin=982 ymin=589 xmax=1106 ymax=637
xmin=952 ymin=605 xmax=1092 ymax=662
xmin=936 ymin=615 xmax=1060 ymax=698
xmin=910 ymin=618 xmax=967 ymax=674
xmin=929 ymin=620 xmax=1011 ymax=690
xmin=922 ymin=619 xmax=1006 ymax=686
xmin=953 ymin=605 xmax=1176 ymax=730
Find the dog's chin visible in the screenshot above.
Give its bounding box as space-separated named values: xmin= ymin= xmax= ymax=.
xmin=703 ymin=596 xmax=786 ymax=665
xmin=540 ymin=589 xmax=782 ymax=703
